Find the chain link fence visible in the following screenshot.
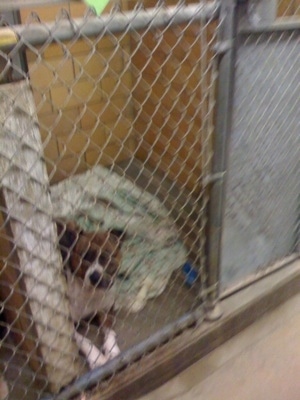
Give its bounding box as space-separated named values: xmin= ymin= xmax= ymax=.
xmin=0 ymin=1 xmax=220 ymax=399
xmin=220 ymin=1 xmax=300 ymax=293
xmin=0 ymin=0 xmax=299 ymax=399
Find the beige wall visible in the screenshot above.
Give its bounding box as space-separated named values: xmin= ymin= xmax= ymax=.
xmin=21 ymin=1 xmax=136 ymax=183
xmin=277 ymin=0 xmax=300 ymax=16
xmin=18 ymin=0 xmax=300 ymax=188
xmin=131 ymin=20 xmax=217 ymax=192
xmin=20 ymin=1 xmax=218 ymax=192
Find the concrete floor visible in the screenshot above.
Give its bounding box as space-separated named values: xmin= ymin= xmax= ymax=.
xmin=139 ymin=291 xmax=300 ymax=400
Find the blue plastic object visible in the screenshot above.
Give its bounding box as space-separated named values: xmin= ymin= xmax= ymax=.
xmin=182 ymin=262 xmax=198 ymax=287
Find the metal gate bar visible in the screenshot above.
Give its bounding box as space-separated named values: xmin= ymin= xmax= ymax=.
xmin=43 ymin=308 xmax=203 ymax=400
xmin=0 ymin=0 xmax=70 ymax=10
xmin=205 ymin=0 xmax=238 ymax=319
xmin=240 ymin=19 xmax=300 ymax=33
xmin=2 ymin=2 xmax=220 ymax=47
xmin=221 ymin=253 xmax=300 ymax=299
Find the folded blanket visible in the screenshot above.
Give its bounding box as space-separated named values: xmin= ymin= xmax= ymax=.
xmin=51 ymin=165 xmax=187 ymax=312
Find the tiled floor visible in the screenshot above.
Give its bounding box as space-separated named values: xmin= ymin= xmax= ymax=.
xmin=139 ymin=292 xmax=300 ymax=400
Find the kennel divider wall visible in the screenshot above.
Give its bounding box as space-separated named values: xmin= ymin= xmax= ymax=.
xmin=219 ymin=6 xmax=300 ymax=292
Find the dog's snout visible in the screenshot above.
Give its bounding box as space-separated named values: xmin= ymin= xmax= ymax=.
xmin=89 ymin=271 xmax=112 ymax=288
xmin=89 ymin=271 xmax=101 ymax=285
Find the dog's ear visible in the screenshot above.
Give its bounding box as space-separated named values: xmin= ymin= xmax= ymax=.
xmin=56 ymin=219 xmax=82 ymax=260
xmin=109 ymin=229 xmax=126 ymax=249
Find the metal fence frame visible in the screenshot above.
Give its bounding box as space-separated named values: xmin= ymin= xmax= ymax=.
xmin=205 ymin=0 xmax=237 ymax=320
xmin=2 ymin=3 xmax=220 ymax=45
xmin=219 ymin=0 xmax=300 ymax=295
xmin=207 ymin=0 xmax=300 ymax=311
xmin=0 ymin=0 xmax=299 ymax=399
xmin=0 ymin=2 xmax=224 ymax=399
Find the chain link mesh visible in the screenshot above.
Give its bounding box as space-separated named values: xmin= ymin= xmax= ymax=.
xmin=0 ymin=0 xmax=299 ymax=398
xmin=220 ymin=3 xmax=300 ymax=290
xmin=0 ymin=1 xmax=219 ymax=398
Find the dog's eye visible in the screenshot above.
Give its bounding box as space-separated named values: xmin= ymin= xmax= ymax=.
xmin=83 ymin=251 xmax=95 ymax=263
xmin=98 ymin=254 xmax=108 ymax=265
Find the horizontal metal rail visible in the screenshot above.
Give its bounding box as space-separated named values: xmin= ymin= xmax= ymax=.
xmin=240 ymin=17 xmax=300 ymax=34
xmin=43 ymin=307 xmax=203 ymax=400
xmin=2 ymin=2 xmax=220 ymax=47
xmin=0 ymin=0 xmax=69 ymax=10
xmin=221 ymin=254 xmax=300 ymax=300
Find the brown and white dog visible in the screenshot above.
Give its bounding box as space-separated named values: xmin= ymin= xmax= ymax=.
xmin=56 ymin=219 xmax=124 ymax=368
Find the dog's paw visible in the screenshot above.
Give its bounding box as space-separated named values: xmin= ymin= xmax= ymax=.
xmin=0 ymin=375 xmax=8 ymax=400
xmin=103 ymin=329 xmax=121 ymax=359
xmin=74 ymin=331 xmax=108 ymax=369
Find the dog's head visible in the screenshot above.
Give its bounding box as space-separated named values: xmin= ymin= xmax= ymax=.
xmin=56 ymin=220 xmax=124 ymax=289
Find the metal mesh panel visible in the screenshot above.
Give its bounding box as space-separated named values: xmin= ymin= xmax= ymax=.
xmin=246 ymin=0 xmax=300 ymax=25
xmin=0 ymin=1 xmax=219 ymax=398
xmin=220 ymin=24 xmax=300 ymax=290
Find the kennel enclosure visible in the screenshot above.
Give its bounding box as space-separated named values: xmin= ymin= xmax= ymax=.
xmin=0 ymin=0 xmax=299 ymax=399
